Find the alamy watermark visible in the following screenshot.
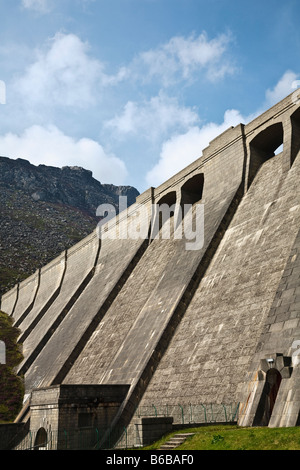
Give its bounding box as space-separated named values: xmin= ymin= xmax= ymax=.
xmin=0 ymin=80 xmax=6 ymax=105
xmin=96 ymin=196 xmax=204 ymax=251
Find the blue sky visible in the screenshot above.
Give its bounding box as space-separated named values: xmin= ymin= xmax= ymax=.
xmin=0 ymin=0 xmax=299 ymax=193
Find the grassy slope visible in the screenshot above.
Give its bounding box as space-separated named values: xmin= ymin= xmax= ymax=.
xmin=142 ymin=425 xmax=300 ymax=451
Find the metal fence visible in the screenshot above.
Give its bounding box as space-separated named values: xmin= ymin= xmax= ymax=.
xmin=135 ymin=403 xmax=240 ymax=425
xmin=14 ymin=403 xmax=240 ymax=450
xmin=14 ymin=428 xmax=104 ymax=451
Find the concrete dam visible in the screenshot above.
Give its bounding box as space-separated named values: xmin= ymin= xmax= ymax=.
xmin=1 ymin=90 xmax=300 ymax=448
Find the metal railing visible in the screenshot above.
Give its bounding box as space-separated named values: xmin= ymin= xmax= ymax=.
xmin=13 ymin=403 xmax=240 ymax=450
xmin=14 ymin=428 xmax=103 ymax=451
xmin=135 ymin=402 xmax=240 ymax=425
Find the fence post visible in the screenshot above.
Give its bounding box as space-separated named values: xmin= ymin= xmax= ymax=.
xmin=210 ymin=404 xmax=215 ymax=422
xmin=200 ymin=404 xmax=207 ymax=423
xmin=124 ymin=427 xmax=128 ymax=449
xmin=232 ymin=403 xmax=240 ymax=421
xmin=64 ymin=430 xmax=68 ymax=450
xmin=95 ymin=428 xmax=99 ymax=449
xmin=222 ymin=404 xmax=228 ymax=422
xmin=178 ymin=404 xmax=184 ymax=424
xmin=152 ymin=404 xmax=157 ymax=417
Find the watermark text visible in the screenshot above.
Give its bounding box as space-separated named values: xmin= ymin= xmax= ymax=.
xmin=96 ymin=196 xmax=204 ymax=251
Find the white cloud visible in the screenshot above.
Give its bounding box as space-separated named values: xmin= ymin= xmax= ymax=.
xmin=146 ymin=109 xmax=244 ymax=187
xmin=22 ymin=0 xmax=52 ymax=14
xmin=0 ymin=125 xmax=128 ymax=185
xmin=146 ymin=69 xmax=300 ymax=188
xmin=131 ymin=31 xmax=236 ymax=86
xmin=265 ymin=70 xmax=299 ymax=107
xmin=13 ymin=30 xmax=236 ymax=117
xmin=105 ymin=92 xmax=199 ymax=141
xmin=14 ymin=33 xmax=107 ymax=109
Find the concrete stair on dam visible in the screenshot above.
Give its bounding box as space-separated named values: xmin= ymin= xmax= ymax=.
xmin=159 ymin=433 xmax=195 ymax=450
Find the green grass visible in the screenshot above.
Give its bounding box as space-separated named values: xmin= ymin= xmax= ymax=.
xmin=141 ymin=425 xmax=300 ymax=450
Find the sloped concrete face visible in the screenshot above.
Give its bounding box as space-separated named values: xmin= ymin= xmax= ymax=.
xmin=63 ymin=123 xmax=246 ymax=436
xmin=16 ymin=250 xmax=67 ymax=362
xmin=2 ymin=92 xmax=300 ymax=434
xmin=17 ymin=231 xmax=100 ymax=379
xmin=239 ymin=225 xmax=300 ymax=428
xmin=9 ymin=270 xmax=40 ymax=324
xmin=1 ymin=284 xmax=19 ymax=316
xmin=139 ymin=148 xmax=300 ymax=415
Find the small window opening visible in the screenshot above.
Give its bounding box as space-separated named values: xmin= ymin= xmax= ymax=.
xmin=291 ymin=107 xmax=300 ymax=165
xmin=180 ymin=174 xmax=204 ymax=234
xmin=248 ymin=122 xmax=284 ymax=188
xmin=151 ymin=191 xmax=177 ymax=240
xmin=180 ymin=174 xmax=204 ymax=207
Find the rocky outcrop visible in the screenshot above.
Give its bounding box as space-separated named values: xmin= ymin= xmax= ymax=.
xmin=0 ymin=157 xmax=139 ymax=296
xmin=0 ymin=157 xmax=139 ymax=217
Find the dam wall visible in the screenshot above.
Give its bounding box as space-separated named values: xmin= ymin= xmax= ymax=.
xmin=1 ymin=91 xmax=300 ymax=440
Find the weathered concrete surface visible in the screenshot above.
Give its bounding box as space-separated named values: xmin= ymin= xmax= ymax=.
xmin=239 ymin=224 xmax=300 ymax=428
xmin=0 ymin=423 xmax=27 ymax=450
xmin=15 ymin=250 xmax=66 ymax=350
xmin=64 ymin=124 xmax=246 ymax=435
xmin=21 ymin=204 xmax=152 ymax=396
xmin=17 ymin=230 xmax=100 ymax=377
xmin=140 ymin=151 xmax=300 ymax=409
xmin=137 ymin=96 xmax=300 ymax=429
xmin=30 ymin=384 xmax=130 ymax=432
xmin=1 ymin=91 xmax=300 ymax=433
xmin=11 ymin=270 xmax=40 ymax=324
xmin=0 ymin=284 xmax=19 ymax=316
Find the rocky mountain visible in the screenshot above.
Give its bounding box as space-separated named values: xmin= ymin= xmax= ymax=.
xmin=0 ymin=156 xmax=139 ymax=296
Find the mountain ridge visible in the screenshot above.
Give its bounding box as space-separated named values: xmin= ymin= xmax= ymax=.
xmin=0 ymin=156 xmax=140 ymax=296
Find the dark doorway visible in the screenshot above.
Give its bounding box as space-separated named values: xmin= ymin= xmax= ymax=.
xmin=34 ymin=428 xmax=48 ymax=450
xmin=253 ymin=369 xmax=282 ymax=426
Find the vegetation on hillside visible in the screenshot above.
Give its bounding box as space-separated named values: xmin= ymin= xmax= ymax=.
xmin=0 ymin=311 xmax=24 ymax=422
